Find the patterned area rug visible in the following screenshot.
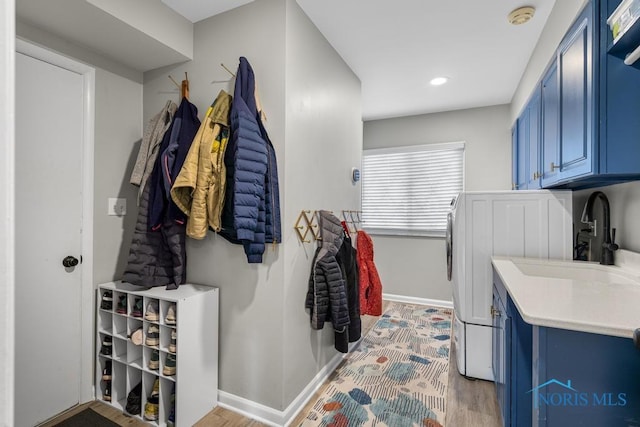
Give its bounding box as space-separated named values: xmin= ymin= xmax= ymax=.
xmin=300 ymin=302 xmax=452 ymax=427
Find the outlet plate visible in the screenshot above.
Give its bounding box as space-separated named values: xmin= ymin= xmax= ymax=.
xmin=108 ymin=198 xmax=126 ymax=216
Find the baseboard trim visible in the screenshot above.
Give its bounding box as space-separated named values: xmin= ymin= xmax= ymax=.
xmin=383 ymin=293 xmax=453 ymax=309
xmin=218 ymin=341 xmax=358 ymax=427
xmin=218 ymin=391 xmax=283 ymax=427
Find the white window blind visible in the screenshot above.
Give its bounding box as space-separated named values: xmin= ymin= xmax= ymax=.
xmin=362 ymin=142 xmax=464 ymax=237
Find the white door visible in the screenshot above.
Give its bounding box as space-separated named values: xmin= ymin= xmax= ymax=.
xmin=15 ymin=52 xmax=84 ymax=427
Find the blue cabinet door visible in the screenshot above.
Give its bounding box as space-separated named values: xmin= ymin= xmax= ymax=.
xmin=600 ymin=0 xmax=640 ymax=176
xmin=532 ymin=327 xmax=640 ymax=426
xmin=541 ymin=60 xmax=561 ymax=187
xmin=514 ymin=116 xmax=528 ymax=190
xmin=493 ymin=285 xmax=511 ymax=426
xmin=508 ymin=297 xmax=533 ymax=427
xmin=527 ymin=89 xmax=541 ymax=189
xmin=511 ymin=125 xmax=518 ymax=190
xmin=557 ymin=4 xmax=594 ymax=181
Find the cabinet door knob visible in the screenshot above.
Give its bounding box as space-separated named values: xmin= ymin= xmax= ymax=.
xmin=491 ymin=306 xmax=501 ymax=318
xmin=550 ymin=162 xmax=561 ymax=171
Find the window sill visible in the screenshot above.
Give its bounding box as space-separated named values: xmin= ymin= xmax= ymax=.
xmin=362 ymin=227 xmax=445 ymax=239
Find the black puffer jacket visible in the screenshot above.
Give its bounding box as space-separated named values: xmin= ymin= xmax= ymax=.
xmin=122 ymin=181 xmax=186 ymax=289
xmin=334 ymin=231 xmax=361 ymax=353
xmin=305 ymin=211 xmax=350 ymax=333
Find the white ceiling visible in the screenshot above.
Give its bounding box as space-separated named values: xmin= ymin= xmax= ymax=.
xmin=165 ymin=0 xmax=556 ymax=120
xmin=160 ymin=0 xmax=255 ymax=23
xmin=19 ymin=0 xmax=556 ymax=121
xmin=295 ymin=0 xmax=556 ymax=120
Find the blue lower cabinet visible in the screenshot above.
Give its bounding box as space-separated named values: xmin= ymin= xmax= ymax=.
xmin=531 ymin=327 xmax=640 ymax=426
xmin=493 ymin=269 xmax=640 ymax=426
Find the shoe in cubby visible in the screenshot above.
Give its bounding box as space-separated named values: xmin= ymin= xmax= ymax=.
xmin=144 ymin=395 xmax=159 ymax=421
xmin=131 ymin=297 xmax=143 ymax=318
xmin=166 ymin=382 xmax=176 ymax=427
xmin=143 ymin=376 xmax=160 ymax=421
xmin=165 ymin=303 xmax=176 ymax=325
xmin=129 ymin=327 xmax=143 ymax=346
xmin=163 ymin=353 xmax=176 ymax=376
xmin=145 ymin=300 xmax=160 ymax=322
xmin=146 ymin=324 xmax=159 ymax=347
xmin=102 ymin=360 xmax=112 ymax=381
xmin=102 ymin=380 xmax=112 ymax=402
xmin=100 ymin=291 xmax=113 ymax=310
xmin=116 ymin=294 xmax=127 ymax=314
xmin=100 ymin=335 xmax=112 ymax=356
xmin=169 ymin=329 xmax=176 ymax=354
xmin=125 ymin=381 xmax=142 ymax=416
xmin=148 ymin=349 xmax=160 ymax=371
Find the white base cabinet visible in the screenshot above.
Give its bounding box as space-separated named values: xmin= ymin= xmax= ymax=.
xmin=96 ymin=281 xmax=218 ymax=426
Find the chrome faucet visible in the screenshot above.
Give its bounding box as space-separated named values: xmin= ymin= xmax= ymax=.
xmin=581 ymin=191 xmax=619 ymax=265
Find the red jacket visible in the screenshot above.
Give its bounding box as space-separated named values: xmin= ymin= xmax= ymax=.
xmin=357 ymin=230 xmax=382 ymax=315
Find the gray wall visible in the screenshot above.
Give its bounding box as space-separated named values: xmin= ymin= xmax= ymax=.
xmin=92 ymin=69 xmax=143 ymax=284
xmin=143 ymin=0 xmax=287 ymax=409
xmin=282 ymin=0 xmax=362 ymax=406
xmin=363 ymin=105 xmax=511 ymax=300
xmin=143 ymin=0 xmax=362 ymax=411
xmin=15 ymin=24 xmax=144 ymax=287
xmin=573 ymin=182 xmax=640 ymax=254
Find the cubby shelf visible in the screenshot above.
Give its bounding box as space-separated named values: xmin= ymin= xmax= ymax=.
xmin=96 ymin=281 xmax=219 ymax=426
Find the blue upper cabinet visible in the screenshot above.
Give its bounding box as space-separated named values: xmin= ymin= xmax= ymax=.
xmin=600 ymin=0 xmax=640 ymax=177
xmin=557 ymin=5 xmax=595 ymax=182
xmin=513 ymin=88 xmax=542 ymax=190
xmin=514 ymin=0 xmax=640 ymax=190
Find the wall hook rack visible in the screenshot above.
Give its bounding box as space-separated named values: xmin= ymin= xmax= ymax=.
xmin=342 ymin=210 xmax=362 ymax=234
xmin=294 ymin=210 xmax=313 ymax=243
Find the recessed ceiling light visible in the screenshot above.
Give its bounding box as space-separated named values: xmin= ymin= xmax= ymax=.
xmin=508 ymin=6 xmax=535 ymax=25
xmin=430 ymin=77 xmax=448 ymax=86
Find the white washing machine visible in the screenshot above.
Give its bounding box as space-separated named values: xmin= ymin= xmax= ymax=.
xmin=446 ymin=190 xmax=573 ymax=381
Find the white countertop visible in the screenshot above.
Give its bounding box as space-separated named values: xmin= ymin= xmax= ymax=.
xmin=491 ymin=253 xmax=640 ymax=339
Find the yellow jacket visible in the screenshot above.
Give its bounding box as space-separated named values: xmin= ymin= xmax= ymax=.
xmin=171 ymin=90 xmax=232 ymax=238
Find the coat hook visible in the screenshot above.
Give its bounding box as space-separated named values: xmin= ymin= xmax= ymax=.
xmin=221 ymin=63 xmax=236 ymax=78
xmin=168 ymin=75 xmax=181 ymax=89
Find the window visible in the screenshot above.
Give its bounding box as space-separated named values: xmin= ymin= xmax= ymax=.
xmin=361 ymin=142 xmax=464 ymax=237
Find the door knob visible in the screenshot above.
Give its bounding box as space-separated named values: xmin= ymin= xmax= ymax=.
xmin=62 ymin=256 xmax=79 ymax=268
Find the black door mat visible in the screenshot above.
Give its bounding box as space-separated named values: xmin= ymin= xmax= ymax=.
xmin=52 ymin=408 xmax=120 ymax=427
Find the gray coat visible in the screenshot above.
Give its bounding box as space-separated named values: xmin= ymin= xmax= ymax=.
xmin=305 ymin=211 xmax=350 ymax=332
xmin=130 ymin=100 xmax=177 ymax=203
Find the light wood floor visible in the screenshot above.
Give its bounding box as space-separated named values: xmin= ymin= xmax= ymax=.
xmin=43 ymin=302 xmax=501 ymax=427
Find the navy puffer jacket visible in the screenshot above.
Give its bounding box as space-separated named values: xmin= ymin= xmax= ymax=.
xmin=219 ymin=57 xmax=281 ymax=262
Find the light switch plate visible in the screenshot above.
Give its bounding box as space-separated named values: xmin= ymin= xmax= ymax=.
xmin=108 ymin=198 xmax=127 ymax=216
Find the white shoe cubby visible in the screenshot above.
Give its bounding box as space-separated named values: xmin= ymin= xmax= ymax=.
xmin=96 ymin=281 xmax=219 ymax=426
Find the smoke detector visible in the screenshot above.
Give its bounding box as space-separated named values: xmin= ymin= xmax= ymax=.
xmin=508 ymin=6 xmax=535 ymax=25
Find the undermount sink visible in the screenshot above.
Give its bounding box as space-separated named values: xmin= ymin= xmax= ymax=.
xmin=512 ymin=259 xmax=639 ymax=285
